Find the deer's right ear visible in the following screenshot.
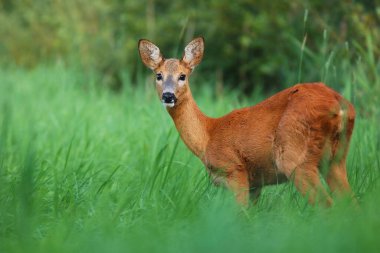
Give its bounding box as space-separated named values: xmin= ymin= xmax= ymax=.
xmin=182 ymin=37 xmax=204 ymax=70
xmin=138 ymin=39 xmax=164 ymax=70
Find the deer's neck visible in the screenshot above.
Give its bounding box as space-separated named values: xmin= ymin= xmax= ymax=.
xmin=168 ymin=90 xmax=213 ymax=159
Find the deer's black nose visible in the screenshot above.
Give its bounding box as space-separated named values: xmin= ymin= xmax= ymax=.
xmin=162 ymin=92 xmax=177 ymax=104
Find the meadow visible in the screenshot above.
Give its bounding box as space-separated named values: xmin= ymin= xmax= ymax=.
xmin=0 ymin=60 xmax=379 ymax=253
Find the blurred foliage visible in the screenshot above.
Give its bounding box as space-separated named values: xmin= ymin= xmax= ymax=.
xmin=0 ymin=0 xmax=379 ymax=91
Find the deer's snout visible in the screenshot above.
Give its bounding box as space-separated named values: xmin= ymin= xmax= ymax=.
xmin=162 ymin=92 xmax=177 ymax=106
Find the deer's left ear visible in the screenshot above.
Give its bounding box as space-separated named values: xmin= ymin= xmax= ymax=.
xmin=182 ymin=37 xmax=204 ymax=70
xmin=138 ymin=39 xmax=164 ymax=70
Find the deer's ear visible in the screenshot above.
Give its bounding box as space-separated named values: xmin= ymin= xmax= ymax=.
xmin=138 ymin=39 xmax=164 ymax=70
xmin=182 ymin=37 xmax=204 ymax=70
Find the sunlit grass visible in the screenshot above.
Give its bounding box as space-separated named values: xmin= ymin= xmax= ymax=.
xmin=0 ymin=65 xmax=379 ymax=253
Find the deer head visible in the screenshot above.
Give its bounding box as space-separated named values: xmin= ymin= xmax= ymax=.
xmin=138 ymin=37 xmax=204 ymax=108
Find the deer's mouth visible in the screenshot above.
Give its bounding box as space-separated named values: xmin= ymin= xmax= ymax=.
xmin=162 ymin=102 xmax=175 ymax=108
xmin=161 ymin=92 xmax=177 ymax=108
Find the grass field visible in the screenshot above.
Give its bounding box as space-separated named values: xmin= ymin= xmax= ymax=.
xmin=0 ymin=64 xmax=379 ymax=253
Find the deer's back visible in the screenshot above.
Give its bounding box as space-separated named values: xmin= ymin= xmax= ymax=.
xmin=204 ymin=83 xmax=353 ymax=186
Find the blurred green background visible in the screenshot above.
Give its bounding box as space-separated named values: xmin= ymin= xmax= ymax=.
xmin=1 ymin=0 xmax=379 ymax=91
xmin=1 ymin=1 xmax=380 ymax=253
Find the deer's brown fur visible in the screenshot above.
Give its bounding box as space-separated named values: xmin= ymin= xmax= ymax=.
xmin=138 ymin=37 xmax=356 ymax=206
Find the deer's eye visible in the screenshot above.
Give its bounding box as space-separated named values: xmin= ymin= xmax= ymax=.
xmin=179 ymin=74 xmax=186 ymax=81
xmin=156 ymin=73 xmax=163 ymax=81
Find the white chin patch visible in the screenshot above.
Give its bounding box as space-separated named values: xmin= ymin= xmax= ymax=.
xmin=163 ymin=102 xmax=175 ymax=108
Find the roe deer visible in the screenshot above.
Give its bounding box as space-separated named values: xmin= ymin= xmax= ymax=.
xmin=138 ymin=37 xmax=356 ymax=206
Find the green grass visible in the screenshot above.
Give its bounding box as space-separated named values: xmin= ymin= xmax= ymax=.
xmin=0 ymin=64 xmax=379 ymax=253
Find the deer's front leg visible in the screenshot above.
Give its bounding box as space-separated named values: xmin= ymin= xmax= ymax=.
xmin=226 ymin=167 xmax=249 ymax=206
xmin=206 ymin=152 xmax=249 ymax=206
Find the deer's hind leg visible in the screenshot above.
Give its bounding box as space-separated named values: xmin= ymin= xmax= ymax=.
xmin=327 ymin=159 xmax=352 ymax=197
xmin=273 ymin=109 xmax=333 ymax=206
xmin=326 ymin=104 xmax=355 ymax=199
xmin=275 ymin=151 xmax=333 ymax=207
xmin=290 ymin=162 xmax=333 ymax=206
